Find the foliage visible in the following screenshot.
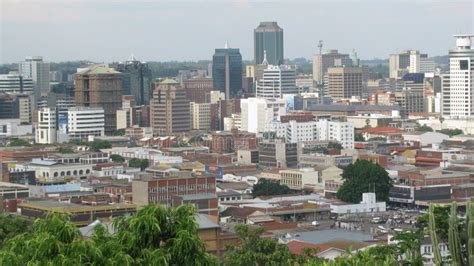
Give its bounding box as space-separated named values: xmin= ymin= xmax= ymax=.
xmin=448 ymin=202 xmax=462 ymax=266
xmin=0 ymin=205 xmax=216 ymax=265
xmin=110 ymin=154 xmax=125 ymax=163
xmin=367 ymin=137 xmax=387 ymax=142
xmin=336 ymin=160 xmax=393 ymax=203
xmin=327 ymin=142 xmax=343 ymax=150
xmin=354 ymin=132 xmax=365 ymax=142
xmin=129 ymin=158 xmax=149 ymax=170
xmin=8 ymin=138 xmax=31 ymax=147
xmin=56 ymin=146 xmax=74 ymax=154
xmin=0 ymin=214 xmax=32 ymax=246
xmin=428 ymin=204 xmax=442 ymax=265
xmin=467 ymin=200 xmax=474 ymax=265
xmin=416 ymin=125 xmax=434 ymax=132
xmin=416 ymin=205 xmax=450 ymax=241
xmin=437 ymin=128 xmax=463 ymax=137
xmin=114 ymin=129 xmax=126 ymax=136
xmin=224 ymin=225 xmax=314 ymax=266
xmin=252 ymin=179 xmax=293 ymax=198
xmin=391 ymin=230 xmax=423 ymax=265
xmin=89 ymin=140 xmax=112 ymax=152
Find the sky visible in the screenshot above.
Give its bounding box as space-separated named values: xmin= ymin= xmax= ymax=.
xmin=1 ymin=0 xmax=473 ymax=63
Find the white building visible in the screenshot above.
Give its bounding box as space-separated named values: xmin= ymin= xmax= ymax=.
xmin=68 ymin=107 xmax=105 ymax=140
xmin=101 ymin=147 xmax=183 ymax=165
xmin=18 ymin=56 xmax=50 ymax=102
xmin=240 ymin=97 xmax=286 ymax=133
xmin=0 ymin=73 xmax=33 ymax=94
xmin=36 ymin=108 xmax=58 ymax=144
xmin=0 ymin=119 xmax=33 ymax=137
xmin=190 ymin=102 xmax=211 ymax=130
xmin=223 ymin=113 xmax=241 ymax=131
xmin=14 ymin=159 xmax=93 ymax=182
xmin=442 ymin=35 xmax=474 ymax=118
xmin=266 ymin=120 xmax=354 ymax=149
xmin=330 ymin=193 xmax=386 ymax=214
xmin=280 ymin=168 xmax=319 ymax=190
xmin=256 ymin=65 xmax=297 ymax=98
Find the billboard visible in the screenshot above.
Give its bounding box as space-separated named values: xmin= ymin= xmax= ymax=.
xmin=58 ymin=112 xmax=68 ymax=134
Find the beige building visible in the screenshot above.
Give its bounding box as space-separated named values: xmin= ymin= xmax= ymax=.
xmin=324 ymin=66 xmax=362 ymax=100
xmin=280 ymin=168 xmax=319 ymax=190
xmin=394 ymin=89 xmax=424 ymax=115
xmin=190 ymin=102 xmax=211 ymax=130
xmin=74 ymin=65 xmax=123 ymax=135
xmin=312 ymin=50 xmax=350 ymax=84
xmin=150 ymin=79 xmax=190 ymax=135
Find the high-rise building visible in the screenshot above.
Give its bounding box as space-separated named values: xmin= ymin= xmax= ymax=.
xmin=0 ymin=73 xmax=33 ymax=94
xmin=110 ymin=54 xmax=152 ymax=105
xmin=183 ymin=78 xmax=214 ymax=103
xmin=324 ymin=66 xmax=363 ymax=100
xmin=442 ymin=35 xmax=474 ymax=118
xmin=190 ymin=102 xmax=212 ymax=130
xmin=256 ymin=65 xmax=297 ymax=98
xmin=240 ymin=97 xmax=287 ymax=133
xmin=74 ymin=65 xmax=123 ymax=135
xmin=254 ymin=22 xmax=284 ymax=65
xmin=150 ymin=79 xmax=190 ymax=135
xmin=312 ymin=50 xmax=350 ymax=85
xmin=212 ymin=47 xmax=242 ymax=100
xmin=18 ymin=56 xmax=50 ymax=103
xmin=390 ymin=50 xmax=435 ymax=79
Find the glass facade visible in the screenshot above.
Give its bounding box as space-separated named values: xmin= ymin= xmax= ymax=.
xmin=254 ymin=22 xmax=284 ymax=65
xmin=212 ymin=48 xmax=243 ymax=99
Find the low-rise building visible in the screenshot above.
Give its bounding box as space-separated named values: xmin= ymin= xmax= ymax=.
xmin=0 ymin=119 xmax=32 ymax=137
xmin=330 ymin=193 xmax=386 ymax=214
xmin=280 ymin=168 xmax=319 ymax=191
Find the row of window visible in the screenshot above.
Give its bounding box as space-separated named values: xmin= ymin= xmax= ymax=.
xmin=148 ymin=183 xmax=215 ymax=193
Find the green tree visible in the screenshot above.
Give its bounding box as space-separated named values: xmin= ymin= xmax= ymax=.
xmin=327 ymin=142 xmax=343 ymax=150
xmin=336 ymin=160 xmax=393 ymax=203
xmin=110 ymin=154 xmax=125 ymax=163
xmin=391 ymin=230 xmax=423 ymax=265
xmin=57 ymin=146 xmax=74 ymax=154
xmin=129 ymin=158 xmax=149 ymax=170
xmin=0 ymin=214 xmax=32 ymax=245
xmin=355 ymin=132 xmax=365 ymax=142
xmin=8 ymin=139 xmax=31 ymax=147
xmin=438 ymin=128 xmax=464 ymax=137
xmin=114 ymin=129 xmax=126 ymax=136
xmin=416 ymin=125 xmax=434 ymax=132
xmin=252 ymin=179 xmax=293 ymax=197
xmin=89 ymin=140 xmax=112 ymax=152
xmin=416 ymin=205 xmax=450 ymax=242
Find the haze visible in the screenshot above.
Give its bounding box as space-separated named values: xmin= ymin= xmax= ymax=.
xmin=1 ymin=0 xmax=473 ymax=63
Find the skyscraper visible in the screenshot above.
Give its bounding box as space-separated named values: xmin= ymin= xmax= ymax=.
xmin=74 ymin=65 xmax=123 ymax=135
xmin=150 ymin=79 xmax=190 ymax=135
xmin=212 ymin=46 xmax=242 ymax=100
xmin=254 ymin=22 xmax=284 ymax=65
xmin=442 ymin=35 xmax=474 ymax=118
xmin=18 ymin=56 xmax=50 ymax=105
xmin=324 ymin=66 xmax=363 ymax=101
xmin=110 ymin=54 xmax=152 ymax=105
xmin=312 ymin=50 xmax=350 ymax=85
xmin=256 ymin=65 xmax=297 ymax=98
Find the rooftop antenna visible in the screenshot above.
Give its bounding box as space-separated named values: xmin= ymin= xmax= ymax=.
xmin=224 ymin=41 xmax=229 ymax=49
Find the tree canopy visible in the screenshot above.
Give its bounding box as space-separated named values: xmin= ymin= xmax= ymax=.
xmin=437 ymin=128 xmax=463 ymax=137
xmin=416 ymin=125 xmax=434 ymax=132
xmin=8 ymin=139 xmax=31 ymax=147
xmin=89 ymin=140 xmax=112 ymax=152
xmin=110 ymin=154 xmax=125 ymax=163
xmin=336 ymin=160 xmax=393 ymax=203
xmin=0 ymin=214 xmax=32 ymax=246
xmin=252 ymin=179 xmax=293 ymax=198
xmin=129 ymin=158 xmax=149 ymax=170
xmin=0 ymin=205 xmax=216 ymax=265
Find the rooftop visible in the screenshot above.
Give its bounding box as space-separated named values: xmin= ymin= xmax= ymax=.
xmin=77 ymin=65 xmax=121 ymax=75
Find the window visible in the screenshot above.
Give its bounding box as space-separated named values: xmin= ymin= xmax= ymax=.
xmin=460 ymin=60 xmax=469 ymax=70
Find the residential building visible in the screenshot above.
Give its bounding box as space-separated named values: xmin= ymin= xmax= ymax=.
xmin=254 ymin=21 xmax=284 ymax=65
xmin=212 ymin=47 xmax=243 ymax=100
xmin=317 ymin=120 xmax=354 ymax=149
xmin=442 ymin=35 xmax=474 ymax=118
xmin=324 ymin=66 xmax=363 ymax=100
xmin=74 ymin=65 xmax=123 ymax=135
xmin=0 ymin=73 xmax=33 ymax=94
xmin=312 ymin=50 xmax=350 ymax=85
xmin=18 ymin=56 xmax=50 ymax=104
xmin=240 ymin=97 xmax=286 ymax=133
xmin=110 ymin=54 xmax=152 ymax=105
xmin=150 ymin=79 xmax=190 ymax=135
xmin=256 ymin=65 xmax=297 ymax=98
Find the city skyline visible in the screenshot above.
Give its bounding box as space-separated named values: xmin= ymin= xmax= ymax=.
xmin=1 ymin=0 xmax=473 ymax=63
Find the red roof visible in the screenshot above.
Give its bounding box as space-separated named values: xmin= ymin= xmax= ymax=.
xmin=361 ymin=127 xmax=403 ymax=135
xmin=287 ymin=240 xmax=331 ymax=255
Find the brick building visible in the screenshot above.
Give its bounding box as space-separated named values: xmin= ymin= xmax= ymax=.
xmin=211 ymin=128 xmax=257 ymax=153
xmin=183 ymin=78 xmax=213 ymax=103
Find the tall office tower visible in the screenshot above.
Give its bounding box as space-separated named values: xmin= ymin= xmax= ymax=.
xmin=212 ymin=46 xmax=243 ymax=100
xmin=389 ymin=51 xmax=411 ymax=79
xmin=256 ymin=65 xmax=297 ymax=98
xmin=254 ymin=21 xmax=284 ymax=65
xmin=0 ymin=73 xmax=33 ymax=94
xmin=74 ymin=65 xmax=123 ymax=135
xmin=324 ymin=66 xmax=363 ymax=101
xmin=18 ymin=56 xmax=50 ymax=103
xmin=183 ymin=78 xmax=214 ymax=103
xmin=110 ymin=54 xmax=152 ymax=105
xmin=442 ymin=35 xmax=474 ymax=118
xmin=312 ymin=50 xmax=350 ymax=85
xmin=441 ymin=73 xmax=451 ymax=117
xmin=150 ymin=79 xmax=190 ymax=135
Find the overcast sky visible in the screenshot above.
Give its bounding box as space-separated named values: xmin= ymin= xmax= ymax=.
xmin=1 ymin=0 xmax=473 ymax=63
